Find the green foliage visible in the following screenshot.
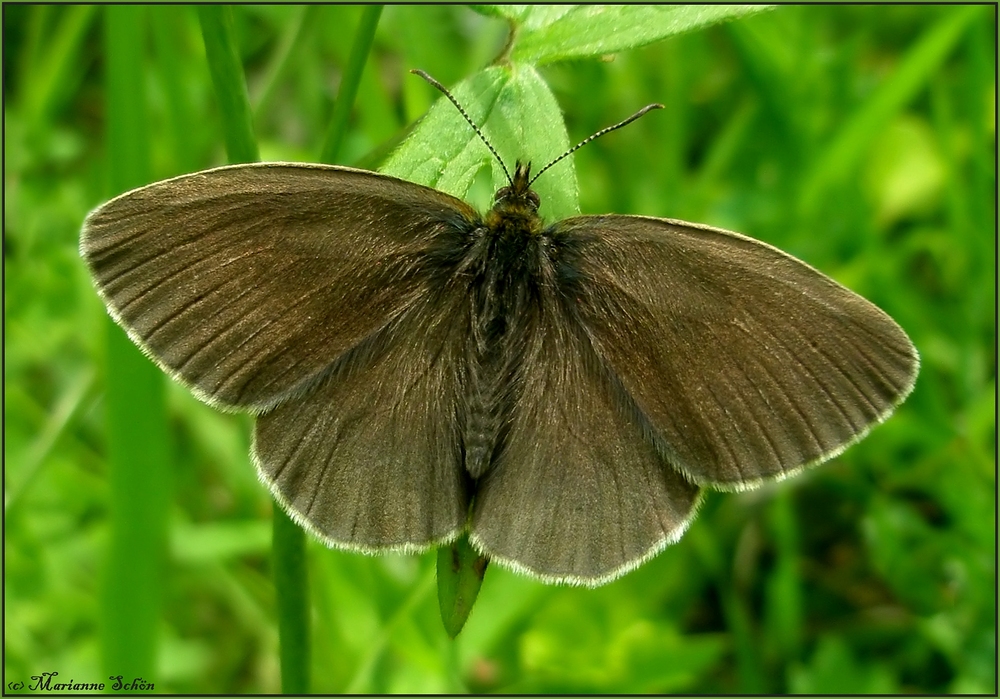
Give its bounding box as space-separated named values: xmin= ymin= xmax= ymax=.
xmin=3 ymin=4 xmax=995 ymax=694
xmin=437 ymin=535 xmax=489 ymax=639
xmin=503 ymin=5 xmax=773 ymax=64
xmin=384 ymin=64 xmax=578 ymax=219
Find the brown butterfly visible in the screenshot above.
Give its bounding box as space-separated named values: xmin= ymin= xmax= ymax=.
xmin=81 ymin=72 xmax=918 ymax=585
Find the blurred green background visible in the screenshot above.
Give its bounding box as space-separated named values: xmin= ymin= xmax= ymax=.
xmin=3 ymin=4 xmax=995 ymax=694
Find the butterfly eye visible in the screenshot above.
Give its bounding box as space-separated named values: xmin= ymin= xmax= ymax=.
xmin=527 ymin=190 xmax=540 ymax=210
xmin=494 ymin=186 xmax=511 ymax=202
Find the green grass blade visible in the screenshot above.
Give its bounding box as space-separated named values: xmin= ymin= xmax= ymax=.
xmin=198 ymin=6 xmax=309 ymax=693
xmin=272 ymin=505 xmax=311 ymax=694
xmin=253 ymin=6 xmax=318 ymax=124
xmin=197 ymin=5 xmax=259 ymax=164
xmin=21 ymin=5 xmax=96 ymax=124
xmin=100 ymin=4 xmax=172 ymax=684
xmin=763 ymin=489 xmax=803 ymax=658
xmin=319 ymin=5 xmax=384 ymax=165
xmin=149 ymin=6 xmax=201 ymax=174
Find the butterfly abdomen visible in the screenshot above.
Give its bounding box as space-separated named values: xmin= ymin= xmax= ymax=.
xmin=458 ymin=213 xmax=551 ymax=480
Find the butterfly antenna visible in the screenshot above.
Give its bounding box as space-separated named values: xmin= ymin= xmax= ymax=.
xmin=528 ymin=103 xmax=664 ymax=186
xmin=411 ymin=69 xmax=513 ymax=186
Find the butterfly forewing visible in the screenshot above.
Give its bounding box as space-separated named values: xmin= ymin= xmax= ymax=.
xmin=559 ymin=215 xmax=919 ymax=488
xmin=80 ymin=163 xmax=479 ymax=412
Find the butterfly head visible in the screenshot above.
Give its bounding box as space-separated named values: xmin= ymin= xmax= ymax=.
xmin=493 ymin=161 xmax=541 ymax=211
xmin=485 ymin=161 xmax=544 ymax=236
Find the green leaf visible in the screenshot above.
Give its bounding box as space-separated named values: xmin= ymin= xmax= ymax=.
xmin=510 ymin=5 xmax=775 ymax=64
xmin=382 ymin=68 xmax=506 ymax=196
xmin=467 ymin=5 xmax=524 ymax=22
xmin=383 ymin=64 xmax=577 ymax=220
xmin=436 ymin=535 xmax=489 ymax=639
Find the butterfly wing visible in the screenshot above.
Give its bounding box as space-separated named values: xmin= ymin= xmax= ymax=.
xmin=253 ymin=276 xmax=474 ymax=550
xmin=556 ymin=215 xmax=919 ymax=489
xmin=80 ymin=162 xmax=478 ymax=412
xmin=469 ymin=250 xmax=701 ymax=584
xmin=82 ymin=162 xmax=481 ymax=549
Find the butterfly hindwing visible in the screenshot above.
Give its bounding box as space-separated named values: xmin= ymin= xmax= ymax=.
xmin=253 ymin=279 xmax=475 ymax=551
xmin=469 ymin=238 xmax=701 ymax=584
